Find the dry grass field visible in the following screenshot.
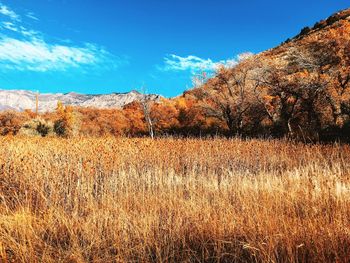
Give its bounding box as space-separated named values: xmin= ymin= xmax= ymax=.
xmin=1 ymin=137 xmax=350 ymax=262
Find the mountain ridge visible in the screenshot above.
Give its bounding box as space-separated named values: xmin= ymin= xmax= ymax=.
xmin=0 ymin=89 xmax=161 ymax=112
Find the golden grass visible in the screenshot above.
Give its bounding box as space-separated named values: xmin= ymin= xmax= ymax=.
xmin=1 ymin=137 xmax=350 ymax=262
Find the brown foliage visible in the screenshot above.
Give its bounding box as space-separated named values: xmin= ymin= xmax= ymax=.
xmin=0 ymin=111 xmax=29 ymax=136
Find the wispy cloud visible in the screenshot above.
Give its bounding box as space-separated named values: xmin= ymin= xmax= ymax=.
xmin=26 ymin=12 xmax=39 ymax=21
xmin=161 ymin=53 xmax=254 ymax=73
xmin=0 ymin=38 xmax=115 ymax=72
xmin=2 ymin=21 xmax=18 ymax=32
xmin=0 ymin=2 xmax=121 ymax=72
xmin=1 ymin=20 xmax=39 ymax=38
xmin=0 ymin=3 xmax=20 ymax=21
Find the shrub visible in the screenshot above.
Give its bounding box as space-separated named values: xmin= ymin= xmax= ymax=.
xmin=299 ymin=26 xmax=311 ymax=36
xmin=36 ymin=122 xmax=51 ymax=137
xmin=0 ymin=111 xmax=25 ymax=135
xmin=326 ymin=15 xmax=339 ymax=26
xmin=54 ymin=119 xmax=66 ymax=137
xmin=18 ymin=118 xmax=54 ymax=137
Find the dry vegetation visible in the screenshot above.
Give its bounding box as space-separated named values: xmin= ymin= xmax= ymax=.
xmin=1 ymin=137 xmax=350 ymax=262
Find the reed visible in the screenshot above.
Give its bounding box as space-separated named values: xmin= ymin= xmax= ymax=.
xmin=0 ymin=137 xmax=350 ymax=262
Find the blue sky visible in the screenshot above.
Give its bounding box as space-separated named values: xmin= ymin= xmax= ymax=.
xmin=0 ymin=0 xmax=349 ymax=97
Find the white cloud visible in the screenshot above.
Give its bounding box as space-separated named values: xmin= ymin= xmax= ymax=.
xmin=1 ymin=21 xmax=39 ymax=38
xmin=0 ymin=37 xmax=116 ymax=72
xmin=19 ymin=27 xmax=39 ymax=38
xmin=26 ymin=12 xmax=39 ymax=21
xmin=0 ymin=3 xmax=120 ymax=72
xmin=2 ymin=21 xmax=18 ymax=32
xmin=163 ymin=55 xmax=220 ymax=72
xmin=162 ymin=53 xmax=253 ymax=73
xmin=0 ymin=4 xmax=20 ymax=21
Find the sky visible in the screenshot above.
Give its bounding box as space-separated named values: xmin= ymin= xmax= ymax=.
xmin=0 ymin=1 xmax=349 ymax=97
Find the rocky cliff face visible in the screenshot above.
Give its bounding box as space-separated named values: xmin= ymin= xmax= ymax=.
xmin=0 ymin=90 xmax=161 ymax=112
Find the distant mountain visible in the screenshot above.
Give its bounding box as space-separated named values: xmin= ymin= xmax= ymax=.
xmin=0 ymin=90 xmax=161 ymax=112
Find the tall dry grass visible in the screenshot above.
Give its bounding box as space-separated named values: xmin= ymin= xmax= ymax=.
xmin=0 ymin=137 xmax=350 ymax=262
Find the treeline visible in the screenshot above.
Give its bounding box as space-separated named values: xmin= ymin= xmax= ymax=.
xmin=0 ymin=97 xmax=226 ymax=138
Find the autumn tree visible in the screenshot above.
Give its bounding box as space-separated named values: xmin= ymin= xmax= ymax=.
xmin=123 ymin=101 xmax=148 ymax=136
xmin=54 ymin=101 xmax=81 ymax=137
xmin=194 ymin=56 xmax=265 ymax=136
xmin=0 ymin=111 xmax=26 ymax=136
xmin=150 ymin=98 xmax=180 ymax=134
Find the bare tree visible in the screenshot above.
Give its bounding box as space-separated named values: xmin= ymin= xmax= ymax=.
xmin=140 ymin=87 xmax=154 ymax=139
xmin=195 ymin=59 xmax=262 ymax=136
xmin=192 ymin=71 xmax=209 ymax=89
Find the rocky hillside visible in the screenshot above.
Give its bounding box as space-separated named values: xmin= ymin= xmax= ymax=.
xmin=183 ymin=7 xmax=350 ymax=140
xmin=0 ymin=90 xmax=161 ymax=112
